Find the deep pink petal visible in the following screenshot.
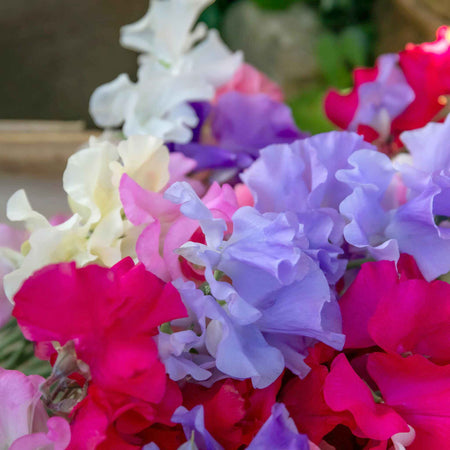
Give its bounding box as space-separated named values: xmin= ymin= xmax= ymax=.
xmin=324 ymin=354 xmax=408 ymax=440
xmin=368 ymin=353 xmax=450 ymax=449
xmin=369 ymin=279 xmax=450 ymax=363
xmin=340 ymin=261 xmax=399 ymax=349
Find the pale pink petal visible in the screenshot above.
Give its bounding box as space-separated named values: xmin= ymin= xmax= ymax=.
xmin=10 ymin=416 xmax=71 ymax=450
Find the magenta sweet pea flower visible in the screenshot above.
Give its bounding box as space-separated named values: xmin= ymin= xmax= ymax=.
xmin=13 ymin=258 xmax=188 ymax=448
xmin=368 ymin=353 xmax=450 ymax=449
xmin=323 ymin=354 xmax=409 ymax=442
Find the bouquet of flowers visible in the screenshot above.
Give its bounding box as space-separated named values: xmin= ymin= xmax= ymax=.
xmin=1 ymin=1 xmax=450 ymax=448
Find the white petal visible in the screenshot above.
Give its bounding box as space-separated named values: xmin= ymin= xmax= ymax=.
xmin=63 ymin=141 xmax=120 ymax=224
xmin=179 ymin=29 xmax=243 ymax=87
xmin=89 ymin=74 xmax=135 ymax=128
xmin=120 ymin=0 xmax=213 ymax=63
xmin=3 ymin=215 xmax=94 ymax=300
xmin=6 ymin=190 xmax=50 ymax=231
xmin=113 ymin=135 xmax=170 ymax=192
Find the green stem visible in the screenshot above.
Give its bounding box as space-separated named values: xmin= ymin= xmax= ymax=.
xmin=346 ymin=258 xmax=374 ymax=270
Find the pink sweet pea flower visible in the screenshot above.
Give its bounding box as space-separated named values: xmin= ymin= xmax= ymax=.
xmin=120 ymin=174 xmax=239 ymax=282
xmin=368 ymin=353 xmax=450 ymax=449
xmin=215 ymin=63 xmax=284 ymax=103
xmin=323 ymin=354 xmax=408 ymax=442
xmin=339 ymin=259 xmax=400 ymax=349
xmin=340 ymin=256 xmax=425 ymax=350
xmin=340 ymin=256 xmax=450 ymax=365
xmin=0 ymin=368 xmax=70 ymax=449
xmin=13 ymin=258 xmax=188 ymax=448
xmin=369 ymin=278 xmax=450 ymax=365
xmin=281 ymin=352 xmax=409 ymax=446
xmin=281 ymin=361 xmax=350 ymax=444
xmin=395 ymin=26 xmax=450 ymax=135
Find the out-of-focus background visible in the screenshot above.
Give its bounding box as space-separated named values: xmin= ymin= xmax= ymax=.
xmin=0 ymin=0 xmax=449 ymax=220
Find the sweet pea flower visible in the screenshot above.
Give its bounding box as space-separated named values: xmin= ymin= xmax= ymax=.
xmin=175 ymin=91 xmax=305 ymax=175
xmin=120 ymin=0 xmax=212 ymax=63
xmin=368 ymin=353 xmax=450 ymax=449
xmin=325 ymin=54 xmax=414 ymax=146
xmin=172 ymin=405 xmax=223 ymax=450
xmin=281 ymin=353 xmax=410 ymax=447
xmin=13 ymin=258 xmax=187 ymax=448
xmin=90 ymin=0 xmax=242 ymax=142
xmin=247 ymin=403 xmax=318 ymax=450
xmin=157 ymin=280 xmax=217 ymax=382
xmin=0 ymin=225 xmax=26 ymax=326
xmin=120 ymin=171 xmax=237 ymax=282
xmin=395 ymin=26 xmax=450 ymax=134
xmin=338 ymin=115 xmax=450 ymax=280
xmin=180 ymin=377 xmax=281 ymax=449
xmin=165 ymin=182 xmax=344 ymax=387
xmin=339 ymin=257 xmax=450 ymax=367
xmin=4 ymin=135 xmax=171 ymax=299
xmin=0 ymin=368 xmax=70 ymax=449
xmin=325 ymin=27 xmax=450 ymax=153
xmin=242 ymin=131 xmax=375 ymax=283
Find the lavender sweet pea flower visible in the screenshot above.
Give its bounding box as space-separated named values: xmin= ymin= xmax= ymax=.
xmin=158 ymin=280 xmax=216 ymax=382
xmin=241 ymin=132 xmax=374 ymax=282
xmin=241 ymin=131 xmax=375 ymax=213
xmin=175 ymin=92 xmax=306 ymax=173
xmin=166 ymin=182 xmax=344 ymax=387
xmin=349 ymin=54 xmax=415 ymax=140
xmin=247 ymin=403 xmax=310 ymax=450
xmin=337 ymin=149 xmax=400 ymax=261
xmin=172 ymin=405 xmax=223 ymax=450
xmin=338 ymin=116 xmax=450 ymax=280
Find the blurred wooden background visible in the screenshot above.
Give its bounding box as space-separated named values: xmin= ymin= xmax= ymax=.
xmin=0 ymin=0 xmax=148 ymax=125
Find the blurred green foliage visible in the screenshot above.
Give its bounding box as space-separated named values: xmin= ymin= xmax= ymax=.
xmin=287 ymin=85 xmax=336 ymax=135
xmin=201 ymin=0 xmax=377 ymax=134
xmin=249 ymin=0 xmax=376 ymax=133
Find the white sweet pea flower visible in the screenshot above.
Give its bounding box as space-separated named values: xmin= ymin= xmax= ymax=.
xmin=3 ymin=208 xmax=95 ymax=300
xmin=90 ymin=62 xmax=214 ymax=143
xmin=4 ymin=135 xmax=171 ymax=300
xmin=90 ymin=0 xmax=242 ymax=143
xmin=120 ymin=0 xmax=213 ymax=64
xmin=63 ymin=139 xmax=120 ymax=225
xmin=168 ymin=29 xmax=243 ymax=88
